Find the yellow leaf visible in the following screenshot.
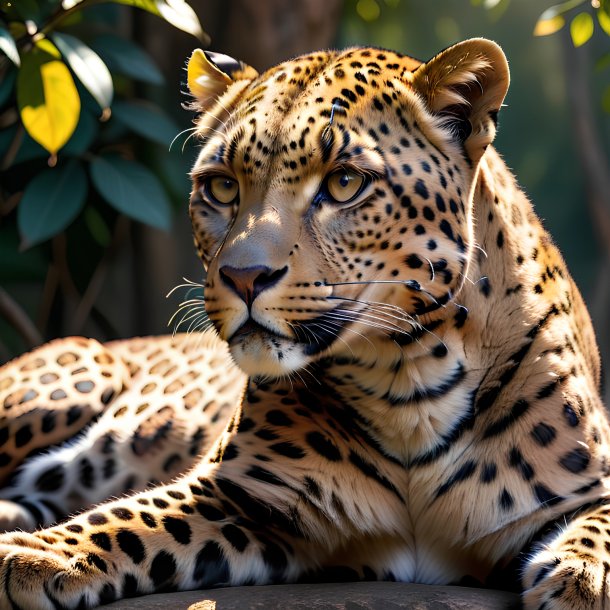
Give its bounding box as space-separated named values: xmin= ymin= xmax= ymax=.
xmin=570 ymin=12 xmax=594 ymax=46
xmin=598 ymin=8 xmax=610 ymax=35
xmin=17 ymin=39 xmax=80 ymax=155
xmin=36 ymin=37 xmax=61 ymax=58
xmin=534 ymin=14 xmax=565 ymax=36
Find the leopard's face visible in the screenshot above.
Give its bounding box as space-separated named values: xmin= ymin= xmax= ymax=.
xmin=189 ymin=45 xmax=506 ymax=377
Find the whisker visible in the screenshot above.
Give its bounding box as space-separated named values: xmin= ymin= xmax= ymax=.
xmin=167 ymin=278 xmax=207 ymax=331
xmin=458 ymin=272 xmax=488 ymax=288
xmin=423 ymin=257 xmax=435 ymax=282
xmin=325 ymin=311 xmax=407 ymax=337
xmin=166 ymin=277 xmax=205 ymax=297
xmin=323 ymin=320 xmax=379 ymax=354
xmin=169 ymin=126 xmax=197 ymax=152
xmin=332 ymin=308 xmax=410 ymax=334
xmin=195 ymin=123 xmax=228 ymax=142
xmin=171 ymin=298 xmax=206 ymax=313
xmin=183 ymin=131 xmax=199 ymax=152
xmin=288 ymin=320 xmax=313 ymax=344
xmin=186 ymin=313 xmax=209 ymax=335
xmin=291 ymin=368 xmax=310 ymax=390
xmin=168 ymin=303 xmax=206 ymax=329
xmin=325 ymin=279 xmax=440 ymax=305
xmin=473 ymin=243 xmax=488 ymax=259
xmin=171 ymin=306 xmax=208 ymax=333
xmin=172 ymin=310 xmax=208 ymax=337
xmin=328 ymin=295 xmax=422 ymax=328
xmin=181 ymin=316 xmax=212 ymax=338
xmin=309 ymin=321 xmax=357 ymax=357
xmin=326 ymin=279 xmax=422 ymax=289
xmin=331 ymin=300 xmax=451 ymax=352
xmin=180 ymin=307 xmax=208 ymax=326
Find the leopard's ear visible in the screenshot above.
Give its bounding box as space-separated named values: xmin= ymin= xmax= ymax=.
xmin=187 ymin=49 xmax=258 ymax=111
xmin=412 ymin=38 xmax=509 ymax=163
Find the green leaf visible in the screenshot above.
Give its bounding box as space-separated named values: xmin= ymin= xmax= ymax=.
xmin=17 ymin=39 xmax=81 ymax=155
xmin=90 ymin=34 xmax=164 ymax=85
xmin=10 ymin=127 xmax=47 ymax=165
xmin=112 ymin=99 xmax=179 ymax=147
xmin=84 ymin=206 xmax=111 ymax=247
xmin=62 ymin=0 xmax=208 ymax=41
xmin=89 ymin=155 xmax=172 ymax=230
xmin=62 ymin=109 xmax=99 ymax=155
xmin=18 ymin=159 xmax=88 ymax=248
xmin=0 ymin=25 xmax=20 ymax=66
xmin=52 ymin=32 xmax=113 ymax=112
xmin=570 ymin=12 xmax=594 ymax=46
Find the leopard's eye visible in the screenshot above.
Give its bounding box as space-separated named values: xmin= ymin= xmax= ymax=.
xmin=205 ymin=176 xmax=239 ymax=206
xmin=326 ymin=169 xmax=365 ymax=203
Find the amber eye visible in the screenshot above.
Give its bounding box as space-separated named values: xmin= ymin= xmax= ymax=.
xmin=326 ymin=169 xmax=365 ymax=203
xmin=205 ymin=176 xmax=239 ymax=206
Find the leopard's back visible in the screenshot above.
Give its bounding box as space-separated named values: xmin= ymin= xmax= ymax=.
xmin=0 ymin=333 xmax=245 ymax=530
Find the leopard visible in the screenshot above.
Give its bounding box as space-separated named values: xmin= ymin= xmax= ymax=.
xmin=0 ymin=333 xmax=245 ymax=531
xmin=0 ymin=37 xmax=607 ymax=610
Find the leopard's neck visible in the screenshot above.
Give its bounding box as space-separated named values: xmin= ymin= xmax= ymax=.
xmin=307 ymin=149 xmax=553 ymax=463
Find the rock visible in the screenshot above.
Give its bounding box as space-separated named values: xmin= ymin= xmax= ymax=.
xmin=100 ymin=582 xmax=520 ymax=609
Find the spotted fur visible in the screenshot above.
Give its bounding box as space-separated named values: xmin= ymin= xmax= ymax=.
xmin=0 ymin=334 xmax=245 ymax=532
xmin=0 ymin=39 xmax=607 ymax=610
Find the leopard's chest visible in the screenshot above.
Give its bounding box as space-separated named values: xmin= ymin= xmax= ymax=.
xmin=323 ymin=452 xmax=513 ymax=584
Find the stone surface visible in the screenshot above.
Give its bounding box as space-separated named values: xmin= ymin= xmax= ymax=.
xmin=100 ymin=582 xmax=520 ymax=609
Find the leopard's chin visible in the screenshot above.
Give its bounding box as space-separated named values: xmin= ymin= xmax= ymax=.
xmin=228 ymin=323 xmax=310 ymax=378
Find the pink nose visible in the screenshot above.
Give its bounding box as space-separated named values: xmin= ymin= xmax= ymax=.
xmin=219 ymin=265 xmax=287 ymax=307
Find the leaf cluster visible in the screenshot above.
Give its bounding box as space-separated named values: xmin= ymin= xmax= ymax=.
xmin=476 ymin=0 xmax=610 ymax=114
xmin=533 ymin=0 xmax=610 ymax=44
xmin=0 ymin=0 xmax=206 ymax=248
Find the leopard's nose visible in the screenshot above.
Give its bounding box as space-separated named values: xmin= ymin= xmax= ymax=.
xmin=219 ymin=265 xmax=288 ymax=307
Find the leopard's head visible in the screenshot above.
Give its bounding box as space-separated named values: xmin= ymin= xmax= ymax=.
xmin=187 ymin=40 xmax=509 ymax=378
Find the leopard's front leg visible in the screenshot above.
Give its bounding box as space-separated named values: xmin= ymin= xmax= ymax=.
xmin=522 ymin=502 xmax=610 ymax=610
xmin=0 ymin=470 xmax=318 ymax=610
xmin=0 ymin=395 xmax=403 ymax=610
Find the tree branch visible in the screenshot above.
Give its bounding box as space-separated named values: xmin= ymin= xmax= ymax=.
xmin=0 ymin=286 xmax=43 ymax=350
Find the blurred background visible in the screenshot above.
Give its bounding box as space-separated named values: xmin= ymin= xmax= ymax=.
xmin=0 ymin=0 xmax=609 ymax=396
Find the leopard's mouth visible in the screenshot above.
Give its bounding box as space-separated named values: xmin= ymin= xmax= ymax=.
xmin=226 ymin=312 xmax=347 ymax=377
xmin=227 ymin=318 xmax=306 ymax=377
xmin=229 ymin=318 xmax=285 ymax=343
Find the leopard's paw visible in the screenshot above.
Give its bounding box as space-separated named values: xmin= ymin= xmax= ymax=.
xmin=0 ymin=533 xmax=117 ymax=610
xmin=0 ymin=500 xmax=36 ymax=533
xmin=522 ymin=548 xmax=610 ymax=610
